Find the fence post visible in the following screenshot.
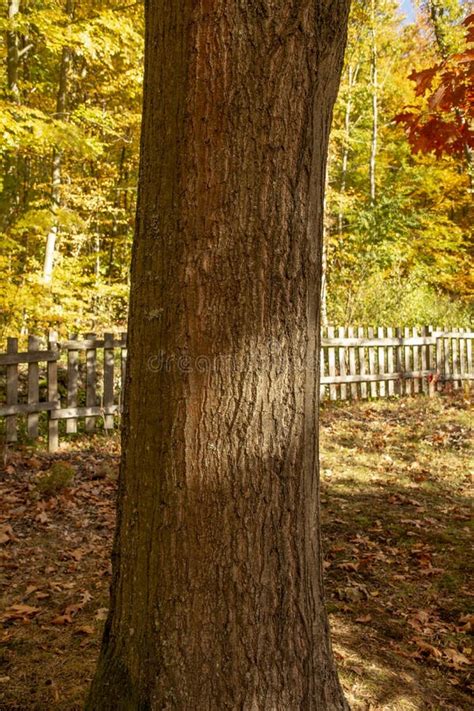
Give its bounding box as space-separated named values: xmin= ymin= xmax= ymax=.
xmin=27 ymin=335 xmax=41 ymax=439
xmin=347 ymin=326 xmax=358 ymax=400
xmin=6 ymin=337 xmax=18 ymax=443
xmin=104 ymin=332 xmax=115 ymax=430
xmin=47 ymin=331 xmax=59 ymax=452
xmin=85 ymin=332 xmax=97 ymax=433
xmin=66 ymin=334 xmax=79 ymax=434
xmin=327 ymin=326 xmax=337 ymax=401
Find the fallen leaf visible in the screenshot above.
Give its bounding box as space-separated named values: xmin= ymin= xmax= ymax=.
xmin=2 ymin=604 xmax=40 ymax=621
xmin=444 ymin=648 xmax=472 ymax=666
xmin=413 ymin=637 xmax=442 ymax=659
xmin=356 ymin=614 xmax=372 ymax=624
xmin=0 ymin=525 xmax=14 ymax=545
xmin=75 ymin=625 xmax=94 ymax=635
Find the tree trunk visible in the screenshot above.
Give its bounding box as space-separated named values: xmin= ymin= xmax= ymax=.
xmin=337 ymin=62 xmax=359 ymax=236
xmin=42 ymin=0 xmax=74 ymax=284
xmin=6 ymin=0 xmax=20 ymax=102
xmin=1 ymin=0 xmax=21 ymax=233
xmin=87 ymin=1 xmax=351 ymax=709
xmin=369 ymin=0 xmax=378 ymax=204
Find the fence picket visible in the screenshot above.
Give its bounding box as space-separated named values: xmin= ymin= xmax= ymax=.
xmin=367 ymin=327 xmax=377 ymax=398
xmin=320 ymin=327 xmax=327 ymax=401
xmin=347 ymin=326 xmax=358 ymax=399
xmin=27 ymin=335 xmax=40 ymax=439
xmin=358 ymin=326 xmax=368 ymax=399
xmin=452 ymin=328 xmax=460 ymax=388
xmin=66 ymin=334 xmax=79 ymax=434
xmin=6 ymin=338 xmax=19 ymax=443
xmin=421 ymin=326 xmax=429 ymax=395
xmin=412 ymin=327 xmax=420 ymax=394
xmin=459 ymin=328 xmax=466 ymax=386
xmin=377 ymin=326 xmax=386 ymax=397
xmin=403 ymin=327 xmax=411 ymax=395
xmin=386 ymin=327 xmax=395 ymax=397
xmin=338 ymin=326 xmax=347 ymax=401
xmin=443 ymin=328 xmax=451 ymax=386
xmin=327 ymin=326 xmax=337 ymax=401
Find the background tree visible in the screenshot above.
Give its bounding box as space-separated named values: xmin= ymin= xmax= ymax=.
xmin=86 ymin=1 xmax=351 ymax=709
xmin=1 ymin=0 xmax=472 ymax=338
xmin=0 ymin=0 xmax=143 ymax=336
xmin=324 ymin=0 xmax=472 ymax=325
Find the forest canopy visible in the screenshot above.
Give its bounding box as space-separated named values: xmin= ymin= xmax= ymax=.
xmin=1 ymin=0 xmax=473 ymax=338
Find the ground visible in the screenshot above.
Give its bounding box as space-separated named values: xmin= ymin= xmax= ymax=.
xmin=0 ymin=392 xmax=472 ymax=710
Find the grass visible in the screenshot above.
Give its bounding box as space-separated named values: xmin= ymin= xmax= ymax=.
xmin=0 ymin=391 xmax=472 ymax=710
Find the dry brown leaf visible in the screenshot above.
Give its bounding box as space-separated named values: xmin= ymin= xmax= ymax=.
xmin=75 ymin=625 xmax=94 ymax=635
xmin=413 ymin=637 xmax=442 ymax=659
xmin=0 ymin=525 xmax=14 ymax=545
xmin=2 ymin=604 xmax=40 ymax=621
xmin=444 ymin=648 xmax=472 ymax=666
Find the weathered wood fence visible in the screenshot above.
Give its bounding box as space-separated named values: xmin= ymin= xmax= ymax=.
xmin=0 ymin=327 xmax=472 ymax=451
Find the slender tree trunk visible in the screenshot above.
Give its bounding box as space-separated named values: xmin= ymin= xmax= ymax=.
xmin=1 ymin=0 xmax=21 ymax=232
xmin=43 ymin=0 xmax=74 ymax=284
xmin=337 ymin=62 xmax=359 ymax=236
xmin=87 ymin=2 xmax=351 ymax=709
xmin=369 ymin=0 xmax=378 ymax=204
xmin=6 ymin=0 xmax=20 ymax=101
xmin=321 ymin=153 xmax=332 ymax=328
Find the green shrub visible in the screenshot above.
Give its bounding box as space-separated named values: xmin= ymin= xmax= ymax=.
xmin=36 ymin=461 xmax=75 ymax=497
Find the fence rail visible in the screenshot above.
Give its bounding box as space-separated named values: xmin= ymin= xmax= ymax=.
xmin=0 ymin=326 xmax=472 ymax=451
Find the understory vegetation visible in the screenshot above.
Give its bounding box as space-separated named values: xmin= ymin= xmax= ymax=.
xmin=0 ymin=392 xmax=472 ymax=710
xmin=1 ymin=0 xmax=472 ymax=339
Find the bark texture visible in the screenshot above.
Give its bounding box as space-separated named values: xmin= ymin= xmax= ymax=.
xmin=87 ymin=1 xmax=351 ymax=709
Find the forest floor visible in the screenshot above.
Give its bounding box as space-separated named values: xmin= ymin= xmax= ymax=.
xmin=0 ymin=391 xmax=472 ymax=710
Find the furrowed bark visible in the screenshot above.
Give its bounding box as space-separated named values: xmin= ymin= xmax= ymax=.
xmin=87 ymin=1 xmax=351 ymax=709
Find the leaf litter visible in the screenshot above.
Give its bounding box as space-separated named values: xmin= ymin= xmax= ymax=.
xmin=0 ymin=392 xmax=472 ymax=710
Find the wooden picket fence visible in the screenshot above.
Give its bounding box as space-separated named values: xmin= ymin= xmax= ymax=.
xmin=0 ymin=326 xmax=472 ymax=452
xmin=320 ymin=326 xmax=473 ymax=401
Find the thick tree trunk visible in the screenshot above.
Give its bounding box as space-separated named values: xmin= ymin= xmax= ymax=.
xmin=87 ymin=1 xmax=351 ymax=709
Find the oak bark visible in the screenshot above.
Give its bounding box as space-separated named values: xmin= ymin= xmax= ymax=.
xmin=87 ymin=1 xmax=351 ymax=709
